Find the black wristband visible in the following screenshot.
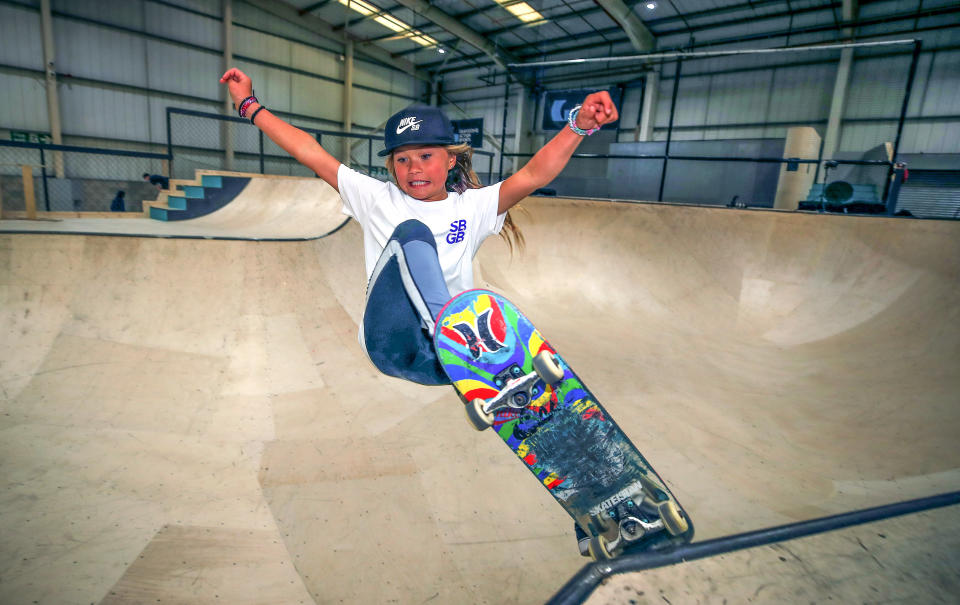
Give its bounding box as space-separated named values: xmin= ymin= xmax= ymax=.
xmin=250 ymin=105 xmax=267 ymax=126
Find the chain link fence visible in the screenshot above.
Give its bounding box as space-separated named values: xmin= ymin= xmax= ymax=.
xmin=167 ymin=107 xmax=496 ymax=185
xmin=0 ymin=141 xmax=168 ymax=213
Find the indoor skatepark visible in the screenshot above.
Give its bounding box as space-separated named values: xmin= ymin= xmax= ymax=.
xmin=2 ymin=0 xmax=960 ymax=602
xmin=2 ymin=175 xmax=959 ymax=603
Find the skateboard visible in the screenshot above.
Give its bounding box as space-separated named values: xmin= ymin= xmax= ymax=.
xmin=434 ymin=289 xmax=694 ymax=559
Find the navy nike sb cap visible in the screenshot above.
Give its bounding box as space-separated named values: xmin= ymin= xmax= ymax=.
xmin=379 ymin=104 xmax=457 ymax=157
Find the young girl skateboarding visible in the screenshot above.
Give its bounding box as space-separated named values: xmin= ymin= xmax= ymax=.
xmin=219 ymin=68 xmax=618 ymax=387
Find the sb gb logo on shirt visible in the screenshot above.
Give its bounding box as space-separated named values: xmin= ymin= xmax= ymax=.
xmin=447 ymin=220 xmax=467 ymax=244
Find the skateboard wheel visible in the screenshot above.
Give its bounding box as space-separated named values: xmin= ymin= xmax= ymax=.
xmin=533 ymin=351 xmax=563 ymax=384
xmin=465 ymin=398 xmax=495 ymax=431
xmin=588 ymin=536 xmax=614 ymax=561
xmin=658 ymin=500 xmax=689 ymax=535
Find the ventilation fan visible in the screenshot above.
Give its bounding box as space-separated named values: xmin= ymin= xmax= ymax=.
xmin=824 ymin=180 xmax=854 ymax=204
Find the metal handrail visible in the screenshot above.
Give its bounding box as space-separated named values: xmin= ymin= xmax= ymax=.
xmin=548 ymin=490 xmax=960 ymax=605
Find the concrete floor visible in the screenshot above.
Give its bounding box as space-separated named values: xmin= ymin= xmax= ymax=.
xmin=1 ymin=181 xmax=959 ymax=604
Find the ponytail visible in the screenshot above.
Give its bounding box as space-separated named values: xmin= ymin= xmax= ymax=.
xmin=445 ymin=143 xmax=525 ymax=254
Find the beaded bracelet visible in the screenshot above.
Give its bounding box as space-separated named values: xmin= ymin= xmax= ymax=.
xmin=567 ymin=105 xmax=600 ymax=136
xmin=249 ymin=105 xmax=267 ymax=126
xmin=238 ymin=96 xmax=257 ymax=119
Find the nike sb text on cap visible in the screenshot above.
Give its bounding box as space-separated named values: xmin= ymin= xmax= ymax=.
xmin=379 ymin=104 xmax=456 ymax=157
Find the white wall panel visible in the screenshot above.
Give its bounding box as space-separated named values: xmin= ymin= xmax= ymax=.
xmin=235 ymin=26 xmax=291 ymax=68
xmin=706 ymin=70 xmax=772 ymax=127
xmin=767 ymin=64 xmax=834 ymax=123
xmin=0 ymin=3 xmax=43 ymax=70
xmin=388 ymin=66 xmax=414 ymax=99
xmin=146 ymin=1 xmax=221 ymax=49
xmin=59 ymin=83 xmax=150 ymax=141
xmin=352 ymin=89 xmax=404 ymax=130
xmin=233 ymin=4 xmax=339 ymax=55
xmin=619 ymin=86 xmax=643 ymax=130
xmin=913 ymin=121 xmax=960 ymax=153
xmin=290 ymin=73 xmax=341 ymax=123
xmin=52 ymin=0 xmax=145 ymax=30
xmin=0 ymin=72 xmax=49 ymax=132
xmin=146 ymin=40 xmax=221 ymax=100
xmin=839 ymin=121 xmax=899 ymax=152
xmin=900 ymin=120 xmax=930 ymax=154
xmin=54 ymin=20 xmax=148 ymax=88
xmin=171 ymin=0 xmax=221 ymax=16
xmin=846 ymin=55 xmax=912 ymax=119
xmin=352 ymin=61 xmax=392 ymax=91
xmin=234 ymin=59 xmax=293 ymax=114
xmin=708 ymin=126 xmax=768 ymax=140
xmin=920 ymin=50 xmax=960 ymax=116
xmin=668 ymin=75 xmax=710 ymax=131
xmin=354 ymin=61 xmax=417 ymax=100
xmin=290 ymin=43 xmax=339 ymax=81
xmin=652 ymin=74 xmax=673 ymax=135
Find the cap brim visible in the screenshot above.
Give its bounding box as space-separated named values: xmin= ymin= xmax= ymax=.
xmin=377 ymin=139 xmax=457 ymax=158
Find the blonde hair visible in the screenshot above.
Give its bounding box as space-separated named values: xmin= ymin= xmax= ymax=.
xmin=385 ymin=143 xmax=525 ymax=254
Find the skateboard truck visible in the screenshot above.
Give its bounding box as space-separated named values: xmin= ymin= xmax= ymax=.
xmin=599 ymin=515 xmax=665 ymax=554
xmin=587 ymin=483 xmax=689 ymax=560
xmin=464 ymin=351 xmax=564 ymax=431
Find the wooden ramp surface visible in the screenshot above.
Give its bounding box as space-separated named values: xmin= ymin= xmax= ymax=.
xmin=0 ymin=172 xmax=346 ymax=240
xmin=1 ymin=183 xmax=959 ymax=604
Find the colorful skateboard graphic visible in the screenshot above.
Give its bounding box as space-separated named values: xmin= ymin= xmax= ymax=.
xmin=434 ymin=289 xmax=694 ymax=559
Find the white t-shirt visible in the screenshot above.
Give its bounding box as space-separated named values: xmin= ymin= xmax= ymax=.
xmin=337 ymin=164 xmax=506 ymax=296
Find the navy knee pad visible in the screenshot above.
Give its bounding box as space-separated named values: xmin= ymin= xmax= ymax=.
xmin=393 ymin=219 xmax=436 ymax=249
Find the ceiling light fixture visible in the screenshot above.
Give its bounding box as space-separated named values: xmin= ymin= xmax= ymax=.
xmin=337 ymin=0 xmax=439 ymax=47
xmin=645 ymin=1 xmax=657 ymax=9
xmin=492 ymin=0 xmax=544 ymax=24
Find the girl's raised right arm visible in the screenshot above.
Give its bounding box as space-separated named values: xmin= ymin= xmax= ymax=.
xmin=219 ymin=68 xmax=341 ymax=189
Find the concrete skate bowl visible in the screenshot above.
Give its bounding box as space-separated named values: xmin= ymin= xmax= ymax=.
xmin=1 ymin=192 xmax=958 ymax=604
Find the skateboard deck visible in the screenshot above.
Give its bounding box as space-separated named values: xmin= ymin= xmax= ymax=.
xmin=434 ymin=289 xmax=694 ymax=559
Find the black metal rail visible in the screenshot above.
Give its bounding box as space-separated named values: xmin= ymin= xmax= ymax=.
xmin=547 ymin=490 xmax=960 ymax=605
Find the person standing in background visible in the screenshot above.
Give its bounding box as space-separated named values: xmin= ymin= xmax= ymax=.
xmin=110 ymin=190 xmax=125 ymax=212
xmin=142 ymin=173 xmax=169 ymax=190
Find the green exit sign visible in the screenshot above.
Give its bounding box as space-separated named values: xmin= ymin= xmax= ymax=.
xmin=10 ymin=131 xmax=51 ymax=144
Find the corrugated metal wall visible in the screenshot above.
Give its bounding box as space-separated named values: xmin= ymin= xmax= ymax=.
xmin=0 ymin=0 xmax=420 ymax=153
xmin=897 ymin=170 xmax=960 ymax=219
xmin=0 ymin=1 xmax=957 ymax=169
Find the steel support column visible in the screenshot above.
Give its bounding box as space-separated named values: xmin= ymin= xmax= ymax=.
xmin=40 ymin=0 xmax=64 ymax=179
xmin=658 ymin=59 xmax=682 ymax=202
xmin=223 ymin=0 xmax=235 ymax=171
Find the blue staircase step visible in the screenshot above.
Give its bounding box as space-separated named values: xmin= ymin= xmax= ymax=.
xmin=201 ymin=175 xmax=223 ymax=188
xmin=148 ymin=176 xmax=251 ymax=222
